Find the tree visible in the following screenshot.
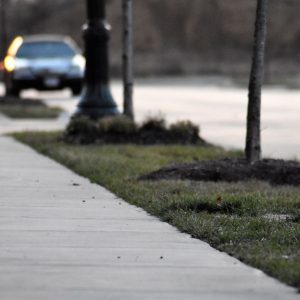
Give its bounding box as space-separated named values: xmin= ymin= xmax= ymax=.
xmin=0 ymin=0 xmax=8 ymax=61
xmin=246 ymin=0 xmax=269 ymax=163
xmin=122 ymin=0 xmax=134 ymax=120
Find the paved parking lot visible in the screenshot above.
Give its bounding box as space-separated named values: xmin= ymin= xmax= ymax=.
xmin=1 ymin=78 xmax=300 ymax=159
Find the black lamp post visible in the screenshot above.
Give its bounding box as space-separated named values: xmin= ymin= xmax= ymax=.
xmin=76 ymin=0 xmax=119 ymax=119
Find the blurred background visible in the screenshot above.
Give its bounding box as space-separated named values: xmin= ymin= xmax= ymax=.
xmin=0 ymin=0 xmax=300 ymax=159
xmin=1 ymin=0 xmax=300 ymax=83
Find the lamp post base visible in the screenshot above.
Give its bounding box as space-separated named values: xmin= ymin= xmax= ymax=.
xmin=75 ymin=83 xmax=119 ymax=119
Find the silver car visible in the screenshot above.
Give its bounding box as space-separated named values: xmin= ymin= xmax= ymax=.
xmin=4 ymin=35 xmax=85 ymax=96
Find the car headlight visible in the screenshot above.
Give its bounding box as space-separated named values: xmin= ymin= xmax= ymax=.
xmin=69 ymin=55 xmax=85 ymax=77
xmin=4 ymin=36 xmax=23 ymax=72
xmin=4 ymin=56 xmax=15 ymax=72
xmin=72 ymin=54 xmax=85 ymax=70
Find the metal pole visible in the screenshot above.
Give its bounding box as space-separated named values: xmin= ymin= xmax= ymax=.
xmin=76 ymin=0 xmax=119 ymax=119
xmin=122 ymin=0 xmax=134 ymax=120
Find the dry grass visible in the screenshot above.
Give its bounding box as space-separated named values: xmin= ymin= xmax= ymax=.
xmin=0 ymin=104 xmax=62 ymax=119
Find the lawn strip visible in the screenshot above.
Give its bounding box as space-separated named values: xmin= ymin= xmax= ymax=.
xmin=0 ymin=104 xmax=62 ymax=119
xmin=13 ymin=131 xmax=300 ymax=288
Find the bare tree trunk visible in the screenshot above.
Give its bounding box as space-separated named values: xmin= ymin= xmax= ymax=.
xmin=0 ymin=0 xmax=8 ymax=60
xmin=122 ymin=0 xmax=134 ymax=120
xmin=1 ymin=0 xmax=10 ymax=92
xmin=246 ymin=0 xmax=269 ymax=163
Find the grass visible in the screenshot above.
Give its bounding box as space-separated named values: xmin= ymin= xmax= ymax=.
xmin=0 ymin=104 xmax=62 ymax=119
xmin=13 ymin=131 xmax=300 ymax=289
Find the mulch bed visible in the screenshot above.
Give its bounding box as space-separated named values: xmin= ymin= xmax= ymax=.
xmin=63 ymin=116 xmax=208 ymax=146
xmin=141 ymin=158 xmax=300 ymax=186
xmin=64 ymin=129 xmax=208 ymax=145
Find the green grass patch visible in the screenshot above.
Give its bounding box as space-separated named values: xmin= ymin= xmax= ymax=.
xmin=13 ymin=131 xmax=300 ymax=289
xmin=0 ymin=104 xmax=62 ymax=119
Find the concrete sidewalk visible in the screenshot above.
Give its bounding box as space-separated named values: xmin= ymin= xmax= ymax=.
xmin=0 ymin=136 xmax=298 ymax=300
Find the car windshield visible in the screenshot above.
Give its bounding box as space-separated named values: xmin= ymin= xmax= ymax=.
xmin=16 ymin=41 xmax=76 ymax=59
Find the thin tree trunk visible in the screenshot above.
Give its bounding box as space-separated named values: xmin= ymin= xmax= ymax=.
xmin=1 ymin=0 xmax=9 ymax=92
xmin=0 ymin=0 xmax=8 ymax=60
xmin=246 ymin=0 xmax=269 ymax=163
xmin=122 ymin=0 xmax=134 ymax=120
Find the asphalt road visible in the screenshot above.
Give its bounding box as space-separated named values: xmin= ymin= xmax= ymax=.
xmin=1 ymin=77 xmax=300 ymax=159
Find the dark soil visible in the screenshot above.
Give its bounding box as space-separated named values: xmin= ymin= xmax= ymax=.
xmin=141 ymin=158 xmax=300 ymax=186
xmin=0 ymin=96 xmax=45 ymax=107
xmin=64 ymin=130 xmax=207 ymax=145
